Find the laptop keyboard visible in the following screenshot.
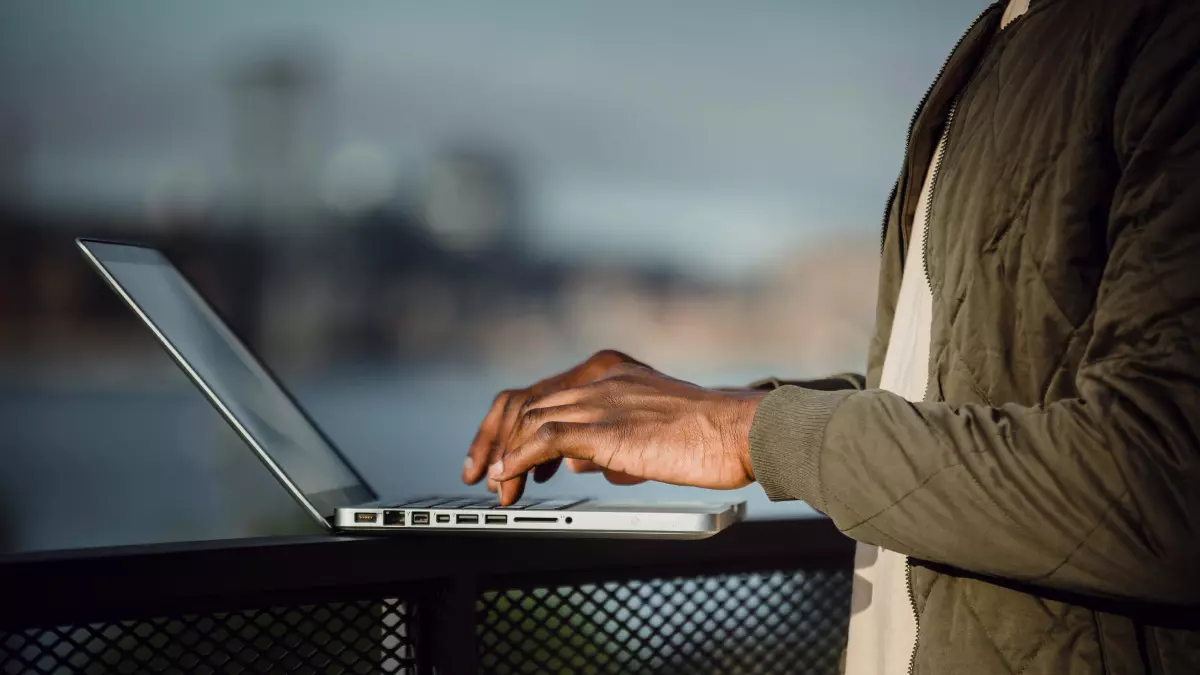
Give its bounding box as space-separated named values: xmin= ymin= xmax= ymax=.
xmin=382 ymin=497 xmax=587 ymax=510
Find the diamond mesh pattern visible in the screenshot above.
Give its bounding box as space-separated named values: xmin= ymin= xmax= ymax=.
xmin=0 ymin=599 xmax=415 ymax=675
xmin=476 ymin=568 xmax=852 ymax=675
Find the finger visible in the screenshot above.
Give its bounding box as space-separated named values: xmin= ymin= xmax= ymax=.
xmin=465 ymin=390 xmax=515 ymax=484
xmin=603 ymin=469 xmax=647 ymax=485
xmin=527 ymin=352 xmax=611 ymax=397
xmin=521 ymin=386 xmax=592 ymax=413
xmin=566 ymin=458 xmax=604 ymax=473
xmin=507 ymin=404 xmax=599 ymax=453
xmin=488 ymin=394 xmax=528 ymax=493
xmin=501 ymin=404 xmax=595 ymax=495
xmin=532 ymin=458 xmax=562 ymax=483
xmin=529 ymin=365 xmax=589 ymax=396
xmin=491 ymin=421 xmax=594 ymax=482
xmin=527 ymin=350 xmax=640 ymax=398
xmin=495 ymin=391 xmax=529 ymax=453
xmin=498 ymin=470 xmax=527 ymax=505
xmin=486 ymin=442 xmax=505 ymax=493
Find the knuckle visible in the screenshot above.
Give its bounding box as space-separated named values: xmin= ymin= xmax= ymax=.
xmin=609 ymin=361 xmax=648 ymax=378
xmin=503 ymin=391 xmax=531 ymax=415
xmin=536 ymin=421 xmax=565 ymax=443
xmin=587 ymin=350 xmax=632 ymax=378
xmin=519 ymin=394 xmax=544 ymax=415
xmin=592 ymin=349 xmax=624 ymax=363
xmin=516 ymin=407 xmax=544 ymax=433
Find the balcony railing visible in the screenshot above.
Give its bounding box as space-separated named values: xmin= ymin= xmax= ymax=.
xmin=0 ymin=517 xmax=854 ymax=675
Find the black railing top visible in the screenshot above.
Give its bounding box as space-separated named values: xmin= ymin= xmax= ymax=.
xmin=0 ymin=517 xmax=851 ymax=631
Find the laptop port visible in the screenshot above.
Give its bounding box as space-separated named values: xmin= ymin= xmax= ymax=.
xmin=436 ymin=514 xmax=451 ymax=523
xmin=411 ymin=511 xmax=430 ymax=525
xmin=485 ymin=515 xmax=508 ymax=525
xmin=383 ymin=510 xmax=404 ymax=526
xmin=513 ymin=516 xmax=557 ymax=523
xmin=455 ymin=514 xmax=479 ymax=525
xmin=354 ymin=512 xmax=378 ymax=524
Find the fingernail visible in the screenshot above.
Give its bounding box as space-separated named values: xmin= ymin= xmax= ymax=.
xmin=489 ymin=461 xmax=504 ymax=478
xmin=463 ymin=456 xmax=474 ymax=475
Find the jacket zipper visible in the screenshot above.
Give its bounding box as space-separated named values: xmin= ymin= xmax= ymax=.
xmin=877 ymin=3 xmax=997 ymax=257
xmin=889 ymin=7 xmax=998 ymax=675
xmin=921 ymin=99 xmax=957 ymax=300
xmin=906 ymin=558 xmax=920 ymax=675
xmin=916 ymin=96 xmax=958 ymax=410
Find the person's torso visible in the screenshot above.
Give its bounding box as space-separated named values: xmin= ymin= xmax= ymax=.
xmin=845 ymin=4 xmax=1030 ymax=675
xmin=862 ymin=0 xmax=1200 ymax=672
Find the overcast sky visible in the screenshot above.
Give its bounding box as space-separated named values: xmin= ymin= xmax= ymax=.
xmin=0 ymin=0 xmax=989 ymax=277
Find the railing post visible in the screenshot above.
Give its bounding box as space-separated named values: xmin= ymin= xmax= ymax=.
xmin=419 ymin=574 xmax=480 ymax=675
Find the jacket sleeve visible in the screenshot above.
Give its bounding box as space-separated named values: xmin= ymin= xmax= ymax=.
xmin=748 ymin=8 xmax=1200 ymax=604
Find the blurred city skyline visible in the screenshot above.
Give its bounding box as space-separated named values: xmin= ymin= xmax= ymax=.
xmin=0 ymin=0 xmax=992 ymax=553
xmin=1 ymin=0 xmax=988 ymax=279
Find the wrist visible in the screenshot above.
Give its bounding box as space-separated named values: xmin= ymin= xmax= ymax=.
xmin=719 ymin=390 xmax=767 ymax=482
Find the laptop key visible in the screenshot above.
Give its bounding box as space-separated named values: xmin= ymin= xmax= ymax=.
xmin=524 ymin=499 xmax=587 ymax=511
xmin=492 ymin=497 xmax=540 ymax=506
xmin=427 ymin=499 xmax=478 ymax=510
xmin=390 ymin=498 xmax=457 ymax=508
xmin=465 ymin=498 xmax=546 ymax=510
xmin=389 ymin=497 xmax=553 ymax=510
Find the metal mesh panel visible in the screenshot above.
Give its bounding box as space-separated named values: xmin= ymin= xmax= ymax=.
xmin=0 ymin=599 xmax=415 ymax=675
xmin=476 ymin=568 xmax=851 ymax=675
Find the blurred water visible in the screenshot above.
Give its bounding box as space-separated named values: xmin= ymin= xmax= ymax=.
xmin=0 ymin=368 xmax=816 ymax=554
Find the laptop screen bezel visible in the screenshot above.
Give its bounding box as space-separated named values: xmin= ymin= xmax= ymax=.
xmin=77 ymin=237 xmax=379 ymax=527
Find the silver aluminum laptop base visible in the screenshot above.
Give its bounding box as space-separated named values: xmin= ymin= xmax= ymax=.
xmin=334 ymin=499 xmax=745 ymax=539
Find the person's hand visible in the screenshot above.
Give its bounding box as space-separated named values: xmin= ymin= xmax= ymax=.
xmin=464 ymin=350 xmax=647 ymax=503
xmin=487 ymin=363 xmax=766 ymax=505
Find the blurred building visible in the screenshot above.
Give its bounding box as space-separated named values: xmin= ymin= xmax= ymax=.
xmin=226 ymin=44 xmax=330 ymax=228
xmin=421 ymin=145 xmax=526 ymax=256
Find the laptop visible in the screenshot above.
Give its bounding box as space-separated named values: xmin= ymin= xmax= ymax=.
xmin=77 ymin=238 xmax=746 ymax=538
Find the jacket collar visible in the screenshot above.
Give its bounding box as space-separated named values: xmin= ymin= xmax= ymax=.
xmin=897 ymin=2 xmax=1006 ymax=246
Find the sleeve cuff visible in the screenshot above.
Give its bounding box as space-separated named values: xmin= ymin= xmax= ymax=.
xmin=748 ymin=377 xmax=784 ymax=390
xmin=748 ymin=385 xmax=857 ymax=510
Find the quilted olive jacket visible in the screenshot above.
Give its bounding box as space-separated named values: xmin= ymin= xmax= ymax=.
xmin=748 ymin=0 xmax=1200 ymax=673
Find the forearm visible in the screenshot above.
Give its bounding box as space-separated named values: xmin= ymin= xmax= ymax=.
xmin=748 ymin=379 xmax=1200 ymax=603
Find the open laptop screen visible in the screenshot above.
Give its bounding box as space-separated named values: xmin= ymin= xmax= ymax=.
xmin=80 ymin=240 xmax=376 ymax=519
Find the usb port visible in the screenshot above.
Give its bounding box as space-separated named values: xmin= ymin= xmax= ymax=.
xmin=383 ymin=510 xmax=404 ymax=526
xmin=485 ymin=515 xmax=508 ymax=525
xmin=354 ymin=512 xmax=378 ymax=523
xmin=455 ymin=514 xmax=479 ymax=525
xmin=436 ymin=514 xmax=451 ymax=523
xmin=411 ymin=511 xmax=430 ymax=525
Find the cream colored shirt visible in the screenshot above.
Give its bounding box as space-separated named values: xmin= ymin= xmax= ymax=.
xmin=842 ymin=1 xmax=1028 ymax=673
